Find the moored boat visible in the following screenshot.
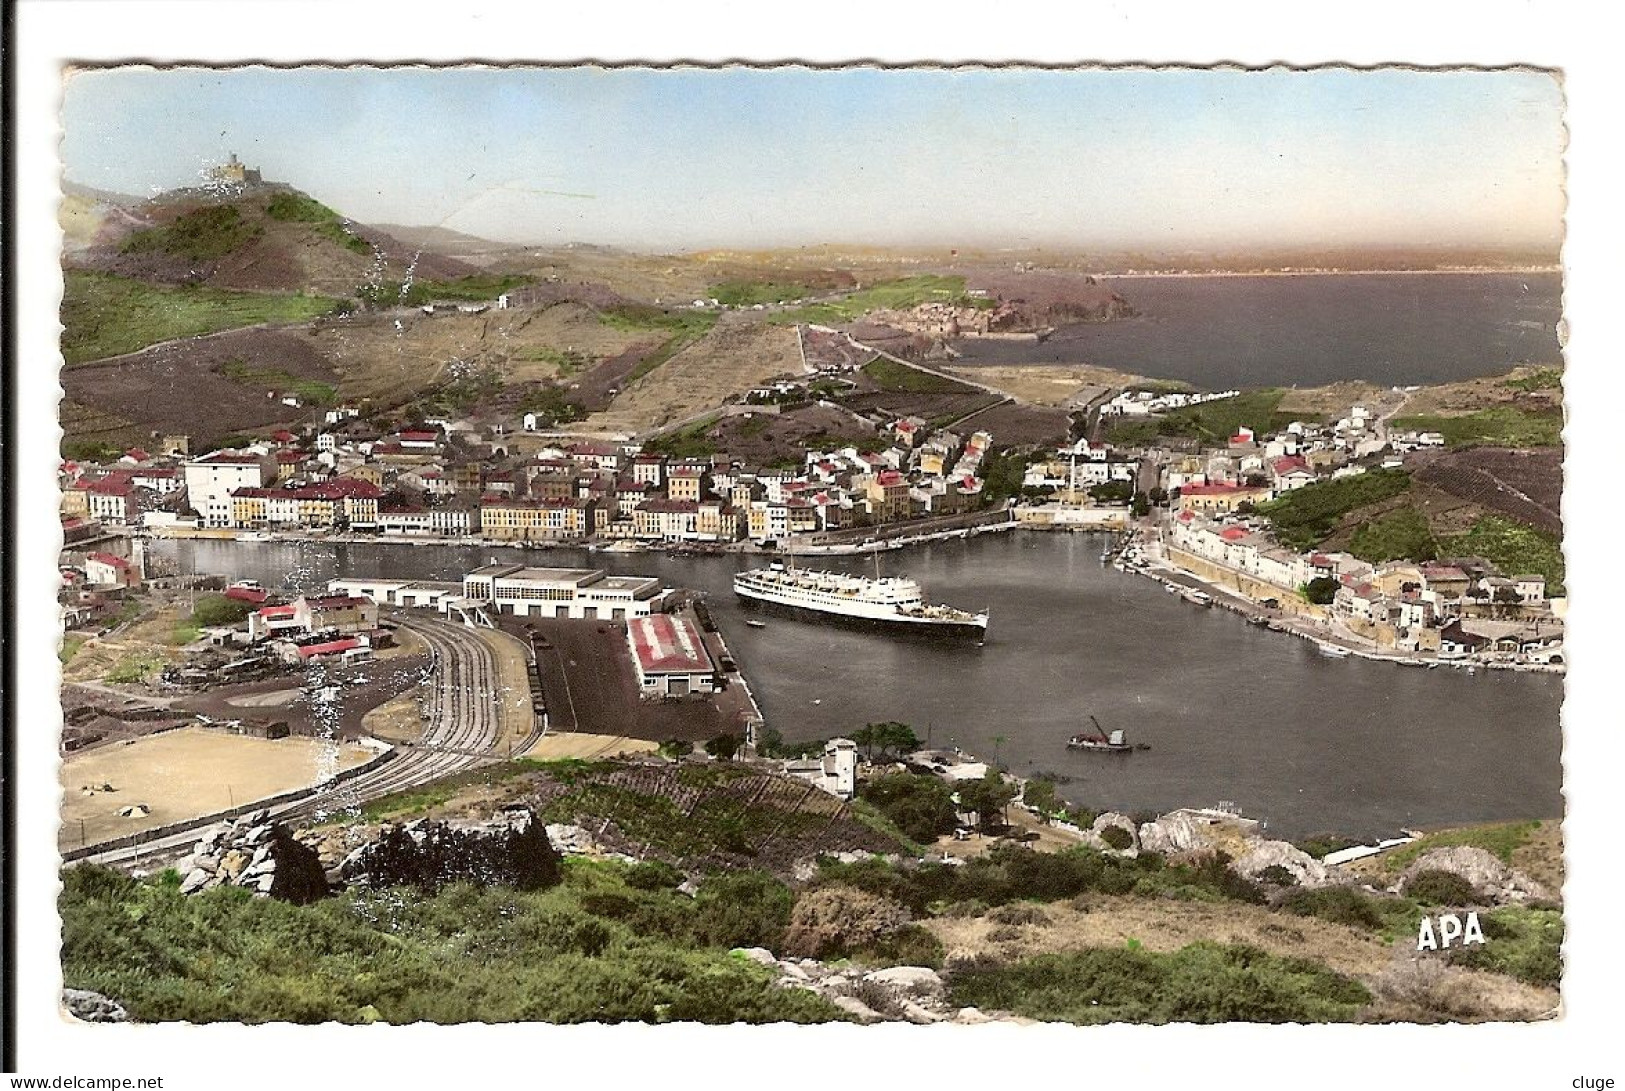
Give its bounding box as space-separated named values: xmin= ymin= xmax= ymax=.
xmin=733 ymin=562 xmax=988 ymax=639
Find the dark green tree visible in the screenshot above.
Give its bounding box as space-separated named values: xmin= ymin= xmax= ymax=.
xmin=704 ymin=734 xmax=741 ymax=761
xmin=1305 ymin=576 xmax=1340 ymax=606
xmin=957 ymin=771 xmax=1019 ymax=832
xmin=658 ymin=739 xmax=694 ymax=762
xmin=1022 ymin=776 xmax=1060 ymax=816
xmin=858 ymin=773 xmax=960 ymax=844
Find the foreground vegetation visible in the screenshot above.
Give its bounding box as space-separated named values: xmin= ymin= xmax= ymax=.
xmin=62 ymin=271 xmax=340 ymax=365
xmin=60 ymin=861 xmax=844 ymax=1025
xmin=948 ymin=942 xmax=1372 ymax=1024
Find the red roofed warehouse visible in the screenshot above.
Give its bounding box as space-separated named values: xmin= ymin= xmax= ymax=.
xmin=626 ymin=613 xmax=718 ymax=696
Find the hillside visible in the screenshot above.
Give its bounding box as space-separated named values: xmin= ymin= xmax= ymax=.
xmin=68 ymin=184 xmax=479 ymax=297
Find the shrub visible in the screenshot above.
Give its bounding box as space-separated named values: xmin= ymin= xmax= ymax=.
xmin=1279 ymin=886 xmax=1386 ymax=931
xmin=782 ymin=885 xmax=911 ymax=960
xmin=1257 ymin=865 xmax=1298 ymax=888
xmin=986 ymin=903 xmax=1049 ymax=926
xmin=1100 ymin=826 xmax=1134 ymax=851
xmin=689 ymin=871 xmax=794 ymax=950
xmin=1445 ymin=906 xmax=1562 ymax=987
xmin=858 ymin=772 xmax=960 ymax=844
xmin=851 ymin=923 xmax=945 ymax=970
xmin=940 ymin=900 xmax=988 ymax=919
xmin=1402 ymin=869 xmax=1483 ymax=906
xmin=625 ymin=860 xmax=685 ymax=891
xmin=946 ymin=943 xmax=1371 ymax=1024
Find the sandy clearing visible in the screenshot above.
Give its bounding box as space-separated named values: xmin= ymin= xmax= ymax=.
xmin=60 ymin=726 xmax=373 ymax=850
xmin=943 ymin=363 xmax=1148 ymax=405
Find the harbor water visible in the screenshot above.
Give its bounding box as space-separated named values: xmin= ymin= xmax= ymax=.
xmin=150 ymin=532 xmax=1564 ymax=840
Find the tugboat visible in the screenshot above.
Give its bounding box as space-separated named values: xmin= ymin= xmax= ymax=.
xmin=1067 ymin=715 xmax=1146 ymax=754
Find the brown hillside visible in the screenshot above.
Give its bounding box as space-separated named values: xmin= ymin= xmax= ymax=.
xmin=68 ymin=186 xmax=477 ymax=296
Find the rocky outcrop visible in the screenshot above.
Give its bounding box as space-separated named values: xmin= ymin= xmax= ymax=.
xmin=175 ymin=810 xmax=329 ymax=904
xmin=1137 ymin=811 xmax=1221 ymax=855
xmin=1232 ymin=840 xmax=1332 ymax=888
xmin=729 ymin=949 xmax=998 ymax=1025
xmin=1085 ymin=812 xmax=1140 ymax=856
xmin=339 ymin=807 xmax=561 ymax=894
xmin=63 ymin=988 xmax=128 ymax=1023
xmin=544 ymin=822 xmax=635 ymax=863
xmin=1397 ymin=847 xmax=1550 ymax=905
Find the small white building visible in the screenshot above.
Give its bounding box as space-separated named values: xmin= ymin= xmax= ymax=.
xmin=783 ymin=739 xmax=858 ymax=800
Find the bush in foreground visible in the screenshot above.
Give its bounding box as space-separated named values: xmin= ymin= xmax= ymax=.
xmin=947 ymin=942 xmax=1371 ymax=1024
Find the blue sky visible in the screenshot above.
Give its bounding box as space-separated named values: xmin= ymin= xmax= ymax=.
xmin=61 ymin=65 xmax=1565 ymax=252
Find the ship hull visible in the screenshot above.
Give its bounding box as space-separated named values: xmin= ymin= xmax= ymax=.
xmin=734 ymin=584 xmax=987 ymax=642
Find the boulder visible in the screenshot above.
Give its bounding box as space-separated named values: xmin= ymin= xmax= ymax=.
xmin=63 ymin=989 xmax=128 ymax=1023
xmin=861 ymin=966 xmax=945 ymax=997
xmin=730 ymin=947 xmax=778 ymax=968
xmin=831 ymin=995 xmax=884 ymax=1023
xmin=1232 ymin=840 xmax=1331 ymax=888
xmin=1137 ymin=811 xmax=1220 ymax=855
xmin=900 ymin=1000 xmax=945 ymax=1024
xmin=179 ymin=868 xmax=212 ymax=895
xmin=1088 ymin=812 xmax=1140 ymax=856
xmin=219 ymin=849 xmax=248 ymax=879
xmin=1400 ymin=846 xmax=1550 ymax=904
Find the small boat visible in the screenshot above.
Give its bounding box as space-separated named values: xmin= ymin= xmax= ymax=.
xmin=1247 ymin=615 xmax=1271 ymax=627
xmin=745 ymin=619 xmax=767 ymax=629
xmin=1318 ymin=644 xmax=1351 ymax=659
xmin=1067 ymin=715 xmax=1141 ymax=754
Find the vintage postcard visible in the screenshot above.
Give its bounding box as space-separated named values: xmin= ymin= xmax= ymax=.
xmin=11 ymin=8 xmax=1610 ymax=1079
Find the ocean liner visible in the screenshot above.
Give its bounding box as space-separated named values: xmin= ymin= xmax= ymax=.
xmin=733 ymin=562 xmax=988 ymax=639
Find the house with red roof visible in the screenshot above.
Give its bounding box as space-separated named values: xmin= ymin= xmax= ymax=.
xmin=84 ymin=552 xmax=139 ymax=588
xmin=1268 ymin=455 xmax=1316 ymax=491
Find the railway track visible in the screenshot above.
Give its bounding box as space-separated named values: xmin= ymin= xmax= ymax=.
xmin=85 ymin=614 xmax=510 ymax=867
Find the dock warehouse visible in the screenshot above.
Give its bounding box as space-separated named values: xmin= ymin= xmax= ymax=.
xmin=462 ymin=564 xmax=666 ymax=619
xmin=627 ymin=613 xmax=720 ymax=696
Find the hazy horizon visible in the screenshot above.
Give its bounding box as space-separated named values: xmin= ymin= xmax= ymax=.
xmin=62 ymin=65 xmax=1566 ymax=254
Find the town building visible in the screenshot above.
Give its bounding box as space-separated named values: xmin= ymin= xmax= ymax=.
xmin=184 ymin=450 xmax=278 ymax=527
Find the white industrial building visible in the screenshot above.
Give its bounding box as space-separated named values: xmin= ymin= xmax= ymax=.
xmin=461 ymin=564 xmax=666 ymax=620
